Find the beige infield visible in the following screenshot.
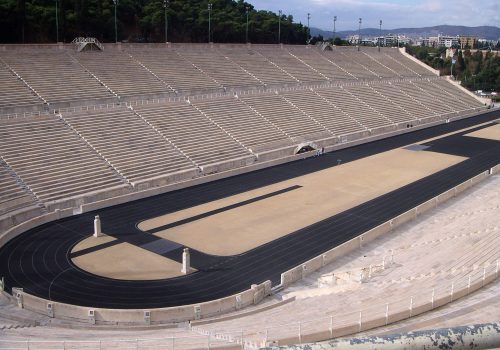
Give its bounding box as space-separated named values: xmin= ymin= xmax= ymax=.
xmin=71 ymin=235 xmax=192 ymax=280
xmin=465 ymin=123 xmax=500 ymax=141
xmin=139 ymin=148 xmax=466 ymax=256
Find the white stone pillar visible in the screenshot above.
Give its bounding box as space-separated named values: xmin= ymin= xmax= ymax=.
xmin=182 ymin=248 xmax=191 ymax=275
xmin=93 ymin=215 xmax=102 ymax=238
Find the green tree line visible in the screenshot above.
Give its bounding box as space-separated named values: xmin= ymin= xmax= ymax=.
xmin=407 ymin=45 xmax=500 ymax=92
xmin=0 ymin=0 xmax=308 ymax=44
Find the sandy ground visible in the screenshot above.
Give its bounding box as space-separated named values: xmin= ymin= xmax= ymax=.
xmin=71 ymin=234 xmax=190 ymax=280
xmin=465 ymin=123 xmax=500 ymax=141
xmin=140 ymin=148 xmax=465 ymax=256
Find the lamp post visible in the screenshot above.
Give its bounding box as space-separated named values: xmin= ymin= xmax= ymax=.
xmin=333 ymin=16 xmax=337 ymax=42
xmin=278 ymin=10 xmax=282 ymax=44
xmin=307 ymin=13 xmax=311 ymax=44
xmin=113 ymin=0 xmax=118 ymax=43
xmin=164 ymin=0 xmax=169 ymax=43
xmin=55 ymin=0 xmax=59 ymax=43
xmin=358 ymin=17 xmax=362 ymax=51
xmin=379 ymin=20 xmax=382 ymax=51
xmin=208 ymin=3 xmax=212 ymax=43
xmin=245 ymin=6 xmax=249 ymax=43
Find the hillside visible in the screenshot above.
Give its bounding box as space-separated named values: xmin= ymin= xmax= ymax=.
xmin=0 ymin=0 xmax=307 ymax=44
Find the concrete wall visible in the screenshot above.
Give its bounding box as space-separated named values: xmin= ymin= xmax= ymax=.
xmin=15 ymin=279 xmax=272 ymax=325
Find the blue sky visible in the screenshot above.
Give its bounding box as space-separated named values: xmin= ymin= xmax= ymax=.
xmin=249 ymin=0 xmax=500 ymax=31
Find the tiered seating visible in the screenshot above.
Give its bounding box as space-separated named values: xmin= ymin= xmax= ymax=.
xmin=363 ymin=50 xmax=420 ymax=78
xmin=287 ymin=46 xmax=355 ymax=82
xmin=0 ymin=65 xmax=43 ymax=110
xmin=344 ymin=84 xmax=417 ymax=124
xmin=321 ymin=50 xmax=377 ymax=80
xmin=282 ymin=90 xmax=365 ymax=136
xmin=130 ymin=49 xmax=222 ymax=93
xmin=383 ymin=49 xmax=434 ymax=76
xmin=134 ymin=101 xmax=252 ymax=166
xmin=0 ymin=117 xmax=123 ymax=202
xmin=342 ymin=50 xmax=397 ymax=78
xmin=315 ymin=86 xmax=392 ymax=130
xmin=75 ymin=51 xmax=169 ymax=98
xmin=369 ymin=82 xmax=436 ymax=120
xmin=192 ymin=97 xmax=292 ymax=152
xmin=432 ymin=79 xmax=484 ymax=108
xmin=241 ymin=94 xmax=330 ymax=140
xmin=0 ymin=162 xmax=38 ymax=216
xmin=255 ymin=47 xmax=327 ymax=83
xmin=177 ymin=48 xmax=263 ymax=89
xmin=412 ymin=80 xmax=483 ymax=112
xmin=219 ymin=48 xmax=298 ymax=86
xmin=62 ymin=107 xmax=195 ymax=183
xmin=0 ymin=50 xmax=111 ymax=105
xmin=392 ymin=81 xmax=455 ymax=116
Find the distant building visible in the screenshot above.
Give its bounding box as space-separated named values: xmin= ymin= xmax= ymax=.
xmin=459 ymin=36 xmax=478 ymax=49
xmin=347 ymin=34 xmax=360 ymax=45
xmin=428 ymin=34 xmax=459 ymax=48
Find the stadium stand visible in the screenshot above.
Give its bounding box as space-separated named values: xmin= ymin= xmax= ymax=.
xmin=315 ymin=85 xmax=394 ymax=130
xmin=132 ymin=101 xmax=254 ymax=170
xmin=0 ymin=116 xmax=124 ymax=202
xmin=0 ymin=50 xmax=112 ymax=107
xmin=287 ymin=46 xmax=356 ymax=81
xmin=61 ymin=107 xmax=196 ymax=185
xmin=343 ymin=84 xmax=417 ymax=124
xmin=74 ymin=51 xmax=170 ymax=98
xmin=0 ymin=64 xmax=44 ymax=111
xmin=254 ymin=46 xmax=328 ymax=83
xmin=281 ymin=89 xmax=366 ymax=136
xmin=218 ymin=46 xmax=300 ymax=86
xmin=130 ymin=49 xmax=222 ymax=93
xmin=175 ymin=47 xmax=264 ymax=89
xmin=0 ymin=161 xmax=39 ymax=217
xmin=192 ymin=96 xmax=294 ymax=153
xmin=240 ymin=93 xmax=331 ymax=140
xmin=0 ymin=44 xmax=488 ymax=219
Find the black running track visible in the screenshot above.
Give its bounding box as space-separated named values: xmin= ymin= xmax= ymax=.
xmin=0 ymin=111 xmax=499 ymax=309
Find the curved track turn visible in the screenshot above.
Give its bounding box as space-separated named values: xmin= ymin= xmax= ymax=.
xmin=0 ymin=111 xmax=499 ymax=309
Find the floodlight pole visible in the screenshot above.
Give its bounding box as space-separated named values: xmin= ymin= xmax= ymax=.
xmin=333 ymin=16 xmax=337 ymax=42
xmin=379 ymin=20 xmax=382 ymax=51
xmin=208 ymin=3 xmax=212 ymax=43
xmin=307 ymin=13 xmax=311 ymax=44
xmin=246 ymin=6 xmax=249 ymax=43
xmin=358 ymin=17 xmax=362 ymax=51
xmin=113 ymin=0 xmax=118 ymax=43
xmin=164 ymin=0 xmax=169 ymax=43
xmin=278 ymin=10 xmax=282 ymax=44
xmin=55 ymin=0 xmax=59 ymax=43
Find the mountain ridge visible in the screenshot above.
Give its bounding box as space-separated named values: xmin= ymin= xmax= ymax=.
xmin=311 ymin=25 xmax=500 ymax=40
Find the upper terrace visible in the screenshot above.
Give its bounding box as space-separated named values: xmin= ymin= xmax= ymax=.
xmin=0 ymin=44 xmax=439 ymax=115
